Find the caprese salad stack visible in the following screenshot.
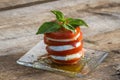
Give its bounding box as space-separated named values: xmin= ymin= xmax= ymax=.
xmin=36 ymin=10 xmax=88 ymax=65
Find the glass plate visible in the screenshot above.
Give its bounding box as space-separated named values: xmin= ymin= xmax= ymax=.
xmin=17 ymin=40 xmax=108 ymax=78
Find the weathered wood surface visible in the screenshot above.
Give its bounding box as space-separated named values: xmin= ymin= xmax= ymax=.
xmin=0 ymin=0 xmax=57 ymax=11
xmin=0 ymin=0 xmax=120 ymax=56
xmin=0 ymin=0 xmax=120 ymax=80
xmin=0 ymin=28 xmax=120 ymax=80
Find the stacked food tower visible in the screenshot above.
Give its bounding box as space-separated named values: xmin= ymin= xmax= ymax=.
xmin=36 ymin=10 xmax=88 ymax=65
xmin=44 ymin=27 xmax=84 ymax=64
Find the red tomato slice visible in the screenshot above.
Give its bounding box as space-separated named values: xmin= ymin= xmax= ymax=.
xmin=46 ymin=43 xmax=83 ymax=56
xmin=45 ymin=27 xmax=80 ymax=39
xmin=44 ymin=32 xmax=82 ymax=46
xmin=51 ymin=58 xmax=80 ymax=65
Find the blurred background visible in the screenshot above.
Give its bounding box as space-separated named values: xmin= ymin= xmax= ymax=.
xmin=0 ymin=0 xmax=120 ymax=80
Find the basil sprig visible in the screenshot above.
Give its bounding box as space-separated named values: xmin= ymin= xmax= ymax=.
xmin=51 ymin=10 xmax=65 ymax=22
xmin=36 ymin=22 xmax=60 ymax=34
xmin=36 ymin=10 xmax=88 ymax=34
xmin=67 ymin=18 xmax=88 ymax=27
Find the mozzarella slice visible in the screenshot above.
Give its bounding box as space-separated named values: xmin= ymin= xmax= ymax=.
xmin=48 ymin=42 xmax=81 ymax=51
xmin=50 ymin=51 xmax=82 ymax=61
xmin=46 ymin=33 xmax=80 ymax=42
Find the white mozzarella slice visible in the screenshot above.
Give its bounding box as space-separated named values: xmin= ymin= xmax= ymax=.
xmin=49 ymin=42 xmax=81 ymax=51
xmin=50 ymin=51 xmax=82 ymax=61
xmin=46 ymin=32 xmax=80 ymax=42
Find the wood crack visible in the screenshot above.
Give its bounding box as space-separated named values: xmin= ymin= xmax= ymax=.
xmin=77 ymin=3 xmax=120 ymax=12
xmin=0 ymin=0 xmax=57 ymax=11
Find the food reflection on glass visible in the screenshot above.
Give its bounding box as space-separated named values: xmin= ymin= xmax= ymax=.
xmin=36 ymin=10 xmax=88 ymax=65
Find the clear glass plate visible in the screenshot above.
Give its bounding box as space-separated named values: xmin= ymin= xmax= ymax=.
xmin=17 ymin=40 xmax=108 ymax=78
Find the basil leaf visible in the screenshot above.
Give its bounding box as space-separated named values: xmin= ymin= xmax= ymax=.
xmin=66 ymin=18 xmax=73 ymax=21
xmin=51 ymin=10 xmax=65 ymax=22
xmin=63 ymin=24 xmax=75 ymax=33
xmin=36 ymin=22 xmax=60 ymax=34
xmin=68 ymin=18 xmax=88 ymax=27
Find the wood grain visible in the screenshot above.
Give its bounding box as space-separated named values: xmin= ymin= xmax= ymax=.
xmin=0 ymin=0 xmax=120 ymax=80
xmin=0 ymin=0 xmax=120 ymax=56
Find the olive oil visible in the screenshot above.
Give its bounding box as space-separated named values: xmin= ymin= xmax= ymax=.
xmin=38 ymin=55 xmax=86 ymax=73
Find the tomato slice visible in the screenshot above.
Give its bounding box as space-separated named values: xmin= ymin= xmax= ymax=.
xmin=51 ymin=58 xmax=80 ymax=65
xmin=44 ymin=32 xmax=82 ymax=46
xmin=46 ymin=42 xmax=83 ymax=56
xmin=45 ymin=27 xmax=80 ymax=39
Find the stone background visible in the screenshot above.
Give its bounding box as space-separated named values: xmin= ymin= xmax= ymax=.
xmin=0 ymin=0 xmax=120 ymax=80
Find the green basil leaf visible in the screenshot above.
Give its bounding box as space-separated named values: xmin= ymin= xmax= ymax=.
xmin=36 ymin=22 xmax=61 ymax=34
xmin=66 ymin=18 xmax=73 ymax=22
xmin=68 ymin=18 xmax=88 ymax=27
xmin=63 ymin=24 xmax=75 ymax=33
xmin=51 ymin=10 xmax=65 ymax=22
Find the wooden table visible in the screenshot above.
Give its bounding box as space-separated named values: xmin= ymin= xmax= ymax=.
xmin=0 ymin=0 xmax=120 ymax=80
